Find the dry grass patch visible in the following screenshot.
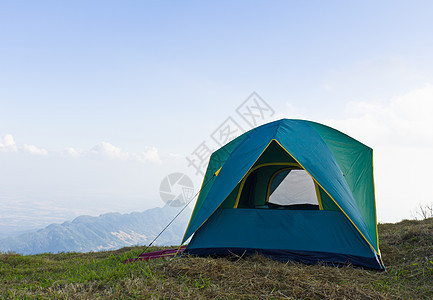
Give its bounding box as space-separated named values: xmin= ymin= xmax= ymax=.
xmin=1 ymin=219 xmax=433 ymax=299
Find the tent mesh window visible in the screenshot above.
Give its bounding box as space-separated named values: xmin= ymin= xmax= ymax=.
xmin=267 ymin=169 xmax=319 ymax=210
xmin=237 ymin=166 xmax=320 ymax=210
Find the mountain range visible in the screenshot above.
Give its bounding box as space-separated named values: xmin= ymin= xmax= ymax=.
xmin=0 ymin=205 xmax=191 ymax=255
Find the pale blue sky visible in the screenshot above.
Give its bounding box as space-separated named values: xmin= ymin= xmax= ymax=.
xmin=1 ymin=1 xmax=433 ymax=234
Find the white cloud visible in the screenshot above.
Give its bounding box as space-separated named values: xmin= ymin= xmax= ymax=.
xmin=22 ymin=144 xmax=48 ymax=156
xmin=1 ymin=134 xmax=160 ymax=163
xmin=0 ymin=134 xmax=18 ymax=152
xmin=91 ymin=142 xmax=130 ymax=160
xmin=321 ymin=57 xmax=428 ymax=101
xmin=0 ymin=134 xmax=47 ymax=155
xmin=326 ymin=83 xmax=433 ymax=148
xmin=90 ymin=142 xmax=160 ymax=163
xmin=134 ymin=146 xmax=161 ymax=163
xmin=62 ymin=147 xmax=83 ymax=158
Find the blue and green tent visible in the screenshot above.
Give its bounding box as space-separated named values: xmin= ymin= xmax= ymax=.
xmin=182 ymin=119 xmax=385 ymax=270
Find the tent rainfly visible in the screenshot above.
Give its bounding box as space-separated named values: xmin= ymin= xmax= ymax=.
xmin=182 ymin=119 xmax=385 ymax=270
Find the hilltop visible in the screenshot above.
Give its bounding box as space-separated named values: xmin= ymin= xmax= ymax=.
xmin=1 ymin=218 xmax=433 ymax=299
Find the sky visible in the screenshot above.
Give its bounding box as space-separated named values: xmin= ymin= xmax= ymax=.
xmin=1 ymin=1 xmax=433 ymax=235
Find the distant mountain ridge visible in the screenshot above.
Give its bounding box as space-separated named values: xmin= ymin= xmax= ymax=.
xmin=0 ymin=205 xmax=191 ymax=255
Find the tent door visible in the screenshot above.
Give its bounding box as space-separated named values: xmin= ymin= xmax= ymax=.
xmin=234 ymin=164 xmax=322 ymax=210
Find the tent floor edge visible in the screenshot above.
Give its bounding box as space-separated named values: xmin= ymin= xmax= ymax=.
xmin=183 ymin=247 xmax=385 ymax=271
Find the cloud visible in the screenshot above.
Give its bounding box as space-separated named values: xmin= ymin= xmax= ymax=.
xmin=62 ymin=147 xmax=83 ymax=158
xmin=0 ymin=134 xmax=18 ymax=152
xmin=326 ymin=83 xmax=433 ymax=148
xmin=321 ymin=57 xmax=427 ymax=101
xmin=134 ymin=146 xmax=161 ymax=163
xmin=90 ymin=142 xmax=130 ymax=160
xmin=1 ymin=134 xmax=160 ymax=163
xmin=0 ymin=134 xmax=47 ymax=155
xmin=89 ymin=142 xmax=161 ymax=163
xmin=22 ymin=144 xmax=48 ymax=156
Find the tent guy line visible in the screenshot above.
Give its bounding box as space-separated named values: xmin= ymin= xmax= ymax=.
xmin=138 ymin=174 xmax=215 ymax=257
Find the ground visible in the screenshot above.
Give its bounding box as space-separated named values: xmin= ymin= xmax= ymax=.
xmin=1 ymin=218 xmax=433 ymax=299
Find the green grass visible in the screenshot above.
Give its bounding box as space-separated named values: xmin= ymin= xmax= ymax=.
xmin=1 ymin=218 xmax=433 ymax=299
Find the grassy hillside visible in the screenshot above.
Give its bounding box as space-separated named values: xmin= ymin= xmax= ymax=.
xmin=1 ymin=218 xmax=432 ymax=299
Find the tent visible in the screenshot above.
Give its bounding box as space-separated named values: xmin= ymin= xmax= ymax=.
xmin=182 ymin=119 xmax=385 ymax=270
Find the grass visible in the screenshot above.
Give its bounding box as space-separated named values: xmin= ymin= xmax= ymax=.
xmin=1 ymin=218 xmax=433 ymax=299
